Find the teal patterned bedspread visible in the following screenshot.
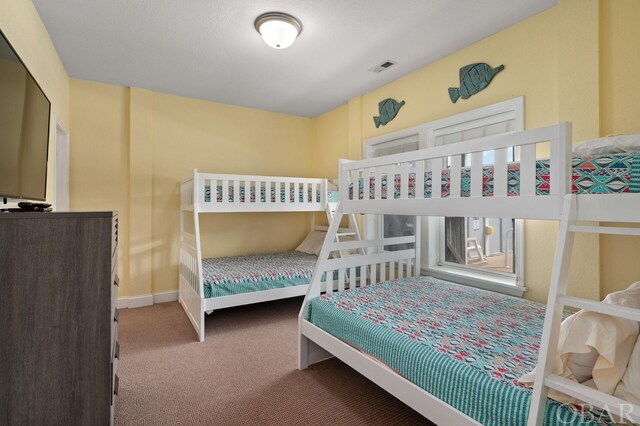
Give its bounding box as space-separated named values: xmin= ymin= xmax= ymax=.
xmin=307 ymin=277 xmax=612 ymax=425
xmin=202 ymin=251 xmax=316 ymax=298
xmin=204 ymin=185 xmax=321 ymax=203
xmin=349 ymin=153 xmax=640 ymax=199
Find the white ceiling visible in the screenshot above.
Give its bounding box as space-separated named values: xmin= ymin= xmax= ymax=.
xmin=32 ymin=0 xmax=556 ymax=118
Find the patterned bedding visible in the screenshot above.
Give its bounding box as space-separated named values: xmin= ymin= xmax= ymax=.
xmin=307 ymin=277 xmax=612 ymax=425
xmin=204 ymin=185 xmax=322 ymax=203
xmin=349 ymin=153 xmax=640 ymax=199
xmin=202 ymin=251 xmax=317 ymax=298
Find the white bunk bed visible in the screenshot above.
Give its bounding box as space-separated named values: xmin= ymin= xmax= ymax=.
xmin=298 ymin=123 xmax=640 ymax=425
xmin=180 ymin=169 xmax=328 ymax=342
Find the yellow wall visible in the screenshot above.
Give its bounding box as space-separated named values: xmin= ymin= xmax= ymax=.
xmin=599 ymin=0 xmax=640 ymax=296
xmin=312 ymin=104 xmax=349 ymax=179
xmin=69 ymin=81 xmax=315 ymax=297
xmin=0 ymin=0 xmax=70 ymax=203
xmin=150 ymin=92 xmax=314 ymax=294
xmin=69 ymin=80 xmax=131 ymax=294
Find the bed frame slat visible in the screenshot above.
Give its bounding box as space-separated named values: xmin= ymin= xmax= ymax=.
xmin=494 ymin=148 xmax=508 ymax=197
xmin=470 ymin=151 xmax=483 ymax=198
xmin=450 ymin=155 xmax=462 ymax=198
xmin=429 ymin=159 xmax=441 ymax=199
xmin=222 ymin=180 xmax=229 ymax=204
xmin=520 ymin=144 xmax=537 ymax=196
xmin=233 ymin=180 xmax=240 ymax=203
xmin=400 ymin=163 xmax=410 ymax=200
xmin=415 ymin=161 xmax=425 ymax=200
xmin=363 ymin=169 xmax=371 ymax=200
xmin=361 ymin=265 xmax=367 ymax=287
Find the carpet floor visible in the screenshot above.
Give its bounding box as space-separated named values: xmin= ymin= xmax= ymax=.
xmin=115 ymin=297 xmax=434 ymax=426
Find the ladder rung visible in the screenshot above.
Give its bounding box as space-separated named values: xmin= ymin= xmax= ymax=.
xmin=569 ymin=225 xmax=640 ymax=236
xmin=337 ymin=232 xmax=356 ymax=237
xmin=545 ymin=374 xmax=640 ymax=423
xmin=557 ymin=295 xmax=640 ymax=322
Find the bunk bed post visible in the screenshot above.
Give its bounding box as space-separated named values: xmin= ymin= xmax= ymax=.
xmin=298 ymin=203 xmax=344 ymax=369
xmin=527 ymin=194 xmax=577 ymax=426
xmin=414 ymin=215 xmax=421 ymax=276
xmin=193 ymin=169 xmax=206 ymax=342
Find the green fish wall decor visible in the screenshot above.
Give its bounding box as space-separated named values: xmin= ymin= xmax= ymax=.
xmin=448 ymin=63 xmax=504 ymax=103
xmin=373 ymin=98 xmax=405 ymax=128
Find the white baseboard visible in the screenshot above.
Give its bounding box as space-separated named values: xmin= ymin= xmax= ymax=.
xmin=153 ymin=290 xmax=179 ymax=304
xmin=118 ymin=290 xmax=178 ymax=309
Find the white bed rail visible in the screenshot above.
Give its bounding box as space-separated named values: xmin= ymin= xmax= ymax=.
xmin=178 ymin=229 xmax=205 ymax=341
xmin=182 ymin=169 xmax=327 ymax=213
xmin=312 ymin=236 xmax=418 ymax=297
xmin=299 ymin=206 xmax=420 ymax=363
xmin=340 ymin=123 xmax=572 ymax=220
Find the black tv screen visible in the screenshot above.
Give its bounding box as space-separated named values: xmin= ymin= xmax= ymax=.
xmin=0 ymin=29 xmax=51 ymax=201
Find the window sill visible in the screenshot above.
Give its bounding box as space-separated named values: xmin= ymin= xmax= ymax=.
xmin=423 ymin=266 xmax=526 ymax=298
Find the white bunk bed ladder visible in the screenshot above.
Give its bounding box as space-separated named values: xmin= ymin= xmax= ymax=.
xmin=528 ymin=194 xmax=640 ymax=426
xmin=326 ymin=196 xmax=363 ymax=258
xmin=331 ymin=158 xmax=364 ymax=258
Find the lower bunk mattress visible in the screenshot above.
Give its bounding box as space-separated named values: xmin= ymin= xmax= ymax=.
xmin=307 ymin=276 xmax=612 ymax=425
xmin=203 ymin=251 xmax=317 ymax=298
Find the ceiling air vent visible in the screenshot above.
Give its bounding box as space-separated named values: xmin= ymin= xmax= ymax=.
xmin=369 ymin=60 xmax=397 ymax=73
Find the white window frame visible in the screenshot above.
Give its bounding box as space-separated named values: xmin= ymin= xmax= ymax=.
xmin=363 ymin=97 xmax=526 ymax=297
xmin=363 ymin=128 xmax=423 ymax=243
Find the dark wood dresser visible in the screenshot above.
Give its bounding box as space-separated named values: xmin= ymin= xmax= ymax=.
xmin=0 ymin=212 xmax=119 ymax=426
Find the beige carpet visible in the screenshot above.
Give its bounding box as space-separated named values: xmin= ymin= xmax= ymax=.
xmin=115 ymin=297 xmax=434 ymax=426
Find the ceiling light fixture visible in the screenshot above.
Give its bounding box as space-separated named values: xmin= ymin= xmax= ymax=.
xmin=254 ymin=12 xmax=302 ymax=49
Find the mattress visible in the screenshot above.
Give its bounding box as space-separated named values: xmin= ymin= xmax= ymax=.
xmin=204 ymin=185 xmax=322 ymax=203
xmin=307 ymin=277 xmax=612 ymax=425
xmin=202 ymin=251 xmax=317 ymax=298
xmin=349 ymin=152 xmax=640 ymax=199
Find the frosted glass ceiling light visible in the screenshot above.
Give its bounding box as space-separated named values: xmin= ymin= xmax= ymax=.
xmin=255 ymin=12 xmax=302 ymax=49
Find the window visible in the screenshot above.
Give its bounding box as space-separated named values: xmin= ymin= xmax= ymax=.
xmin=363 ymin=97 xmax=525 ymax=297
xmin=364 ymin=131 xmax=419 ymax=252
xmin=425 ymin=98 xmax=525 ymax=295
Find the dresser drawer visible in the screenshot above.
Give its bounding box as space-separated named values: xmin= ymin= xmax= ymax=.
xmin=112 ymin=339 xmax=120 ymax=362
xmin=111 ymin=249 xmax=118 ymax=278
xmin=112 ymin=217 xmax=118 ymax=257
xmin=111 ymin=316 xmax=118 ymax=354
xmin=111 ymin=310 xmax=118 ymax=348
xmin=111 ymin=275 xmax=119 ymax=324
xmin=110 ymin=362 xmax=119 ymax=406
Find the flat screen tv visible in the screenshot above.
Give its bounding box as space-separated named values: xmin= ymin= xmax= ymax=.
xmin=0 ymin=29 xmax=51 ymax=202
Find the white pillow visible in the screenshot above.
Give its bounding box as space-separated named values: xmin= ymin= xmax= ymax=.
xmin=295 ymin=231 xmax=326 ymax=255
xmin=572 ymin=135 xmax=640 ymax=156
xmin=604 ymin=281 xmax=640 ymax=308
xmin=566 ymin=347 xmax=600 ymax=383
xmin=615 ymin=337 xmax=640 ymax=406
xmin=519 ymin=281 xmax=640 ymax=403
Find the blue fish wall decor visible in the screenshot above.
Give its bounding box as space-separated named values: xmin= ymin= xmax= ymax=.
xmin=448 ymin=63 xmax=504 ymax=103
xmin=373 ymin=98 xmax=405 ymax=128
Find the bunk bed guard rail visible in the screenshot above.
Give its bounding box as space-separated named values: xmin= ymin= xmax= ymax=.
xmin=181 ymin=170 xmax=328 ymax=213
xmin=339 ymin=123 xmax=572 ymax=221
